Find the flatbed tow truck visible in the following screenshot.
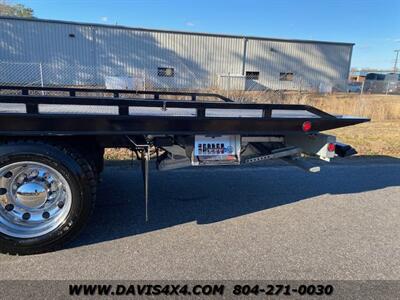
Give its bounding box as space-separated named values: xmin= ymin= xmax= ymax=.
xmin=0 ymin=85 xmax=369 ymax=254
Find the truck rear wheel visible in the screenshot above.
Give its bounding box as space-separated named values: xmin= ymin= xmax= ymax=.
xmin=0 ymin=141 xmax=96 ymax=255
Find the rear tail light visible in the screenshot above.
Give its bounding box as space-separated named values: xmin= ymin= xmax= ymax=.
xmin=302 ymin=121 xmax=312 ymax=132
xmin=327 ymin=143 xmax=335 ymax=152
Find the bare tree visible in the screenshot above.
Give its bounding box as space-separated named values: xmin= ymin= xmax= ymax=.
xmin=0 ymin=0 xmax=34 ymax=18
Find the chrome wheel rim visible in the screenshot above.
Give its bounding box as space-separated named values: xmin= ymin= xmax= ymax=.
xmin=0 ymin=161 xmax=72 ymax=238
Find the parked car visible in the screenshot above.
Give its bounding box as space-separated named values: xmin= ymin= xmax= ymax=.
xmin=347 ymin=82 xmax=362 ymax=93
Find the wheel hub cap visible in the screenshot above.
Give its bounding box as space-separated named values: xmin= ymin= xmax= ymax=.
xmin=16 ymin=182 xmax=48 ymax=208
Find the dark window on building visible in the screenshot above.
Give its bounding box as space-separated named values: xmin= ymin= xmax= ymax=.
xmin=366 ymin=73 xmax=385 ymax=80
xmin=158 ymin=67 xmax=174 ymax=77
xmin=246 ymin=71 xmax=260 ymax=80
xmin=365 ymin=73 xmax=376 ymax=80
xmin=279 ymin=72 xmax=294 ymax=81
xmin=376 ymin=74 xmax=385 ymax=81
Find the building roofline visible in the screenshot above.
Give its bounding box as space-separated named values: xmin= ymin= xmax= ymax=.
xmin=0 ymin=16 xmax=355 ymax=47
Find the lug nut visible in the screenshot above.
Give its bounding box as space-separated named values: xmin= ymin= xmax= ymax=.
xmin=57 ymin=201 xmax=64 ymax=209
xmin=42 ymin=211 xmax=50 ymax=219
xmin=5 ymin=204 xmax=14 ymax=211
xmin=22 ymin=212 xmax=31 ymax=220
xmin=29 ymin=169 xmax=39 ymax=179
xmin=16 ymin=174 xmax=27 ymax=184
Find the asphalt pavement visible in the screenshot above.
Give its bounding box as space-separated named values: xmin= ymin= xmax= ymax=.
xmin=0 ymin=157 xmax=399 ymax=280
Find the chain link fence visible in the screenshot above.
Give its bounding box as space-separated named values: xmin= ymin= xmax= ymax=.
xmin=1 ymin=61 xmax=399 ymax=101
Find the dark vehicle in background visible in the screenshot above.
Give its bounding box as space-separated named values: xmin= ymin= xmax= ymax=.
xmin=363 ymin=72 xmax=400 ymax=94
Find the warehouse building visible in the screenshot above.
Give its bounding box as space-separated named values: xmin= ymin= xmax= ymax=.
xmin=0 ymin=16 xmax=353 ymax=91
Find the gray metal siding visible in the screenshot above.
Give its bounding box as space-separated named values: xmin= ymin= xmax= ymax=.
xmin=0 ymin=17 xmax=352 ymax=90
xmin=0 ymin=19 xmax=97 ymax=85
xmin=244 ymin=39 xmax=351 ymax=90
xmin=93 ymin=26 xmax=243 ymax=87
xmin=0 ymin=20 xmax=94 ymax=65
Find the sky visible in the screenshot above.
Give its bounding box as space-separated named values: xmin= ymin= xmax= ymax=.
xmin=15 ymin=0 xmax=400 ymax=70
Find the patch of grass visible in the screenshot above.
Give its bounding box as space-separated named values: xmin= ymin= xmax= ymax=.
xmin=247 ymin=92 xmax=400 ymax=121
xmin=299 ymin=94 xmax=400 ymax=121
xmin=104 ymin=148 xmax=133 ymax=160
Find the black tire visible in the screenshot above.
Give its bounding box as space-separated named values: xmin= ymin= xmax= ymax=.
xmin=0 ymin=141 xmax=96 ymax=255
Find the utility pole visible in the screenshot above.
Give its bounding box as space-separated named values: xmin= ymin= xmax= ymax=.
xmin=394 ymin=50 xmax=400 ymax=73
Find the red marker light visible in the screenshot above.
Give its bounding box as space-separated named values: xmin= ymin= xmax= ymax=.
xmin=327 ymin=143 xmax=335 ymax=152
xmin=302 ymin=121 xmax=312 ymax=132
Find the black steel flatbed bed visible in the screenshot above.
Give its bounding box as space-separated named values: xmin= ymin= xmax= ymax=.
xmin=0 ymin=86 xmax=369 ymax=136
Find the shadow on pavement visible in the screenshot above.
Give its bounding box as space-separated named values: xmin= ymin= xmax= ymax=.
xmin=70 ymin=155 xmax=400 ymax=249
